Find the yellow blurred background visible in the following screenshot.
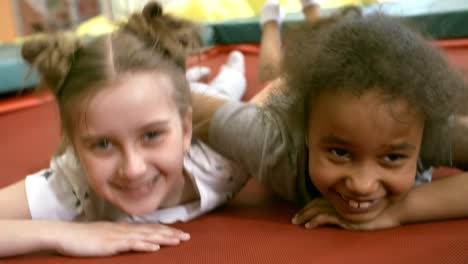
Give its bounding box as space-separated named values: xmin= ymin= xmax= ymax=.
xmin=165 ymin=0 xmax=391 ymax=22
xmin=1 ymin=0 xmax=395 ymax=43
xmin=77 ymin=0 xmax=392 ymax=37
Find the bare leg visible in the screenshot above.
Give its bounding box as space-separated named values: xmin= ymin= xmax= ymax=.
xmin=258 ymin=21 xmax=282 ymax=84
xmin=303 ymin=3 xmax=320 ymax=23
xmin=257 ymin=0 xmax=320 ymax=84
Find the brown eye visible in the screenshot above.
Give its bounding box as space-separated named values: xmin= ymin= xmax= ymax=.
xmin=330 ymin=148 xmax=350 ymax=159
xmin=383 ymin=154 xmax=406 ymax=163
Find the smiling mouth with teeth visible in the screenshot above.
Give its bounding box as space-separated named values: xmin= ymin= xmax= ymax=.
xmin=338 ymin=192 xmax=378 ymax=210
xmin=113 ymin=174 xmax=160 ymax=197
xmin=348 ymin=199 xmax=371 ymax=209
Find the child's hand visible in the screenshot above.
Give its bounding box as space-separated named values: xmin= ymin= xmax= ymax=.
xmin=53 ymin=221 xmax=190 ymax=257
xmin=291 ymin=197 xmax=401 ymax=231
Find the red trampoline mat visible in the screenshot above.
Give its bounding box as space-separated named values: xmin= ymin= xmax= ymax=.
xmin=1 ymin=44 xmax=468 ymax=263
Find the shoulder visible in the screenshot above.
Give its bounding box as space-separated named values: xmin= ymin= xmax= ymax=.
xmin=24 ymin=149 xmax=88 ymax=220
xmin=249 ymin=77 xmax=287 ymax=107
xmin=186 ymin=139 xmax=249 ymax=191
xmin=210 ymin=101 xmax=286 ymax=143
xmin=50 ymin=149 xmax=89 ymax=194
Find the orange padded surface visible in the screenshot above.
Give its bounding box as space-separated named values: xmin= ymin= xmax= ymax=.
xmin=1 ymin=44 xmax=468 ymax=263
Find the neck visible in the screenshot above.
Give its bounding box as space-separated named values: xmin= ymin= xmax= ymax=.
xmin=160 ymin=169 xmax=199 ymax=208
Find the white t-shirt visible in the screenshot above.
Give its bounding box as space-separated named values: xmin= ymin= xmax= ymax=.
xmin=25 ymin=140 xmax=249 ymax=224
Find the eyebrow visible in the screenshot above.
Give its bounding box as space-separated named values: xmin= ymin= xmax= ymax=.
xmin=321 ymin=135 xmax=352 ymax=146
xmin=382 ymin=143 xmax=416 ymax=152
xmin=321 ymin=135 xmax=417 ymax=151
xmin=80 ymin=120 xmax=170 ymax=142
xmin=141 ymin=120 xmax=170 ymax=131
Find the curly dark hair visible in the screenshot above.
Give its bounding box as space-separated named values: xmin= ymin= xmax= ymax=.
xmin=276 ymin=8 xmax=467 ymax=166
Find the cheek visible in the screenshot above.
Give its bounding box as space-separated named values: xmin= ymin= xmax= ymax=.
xmin=307 ymin=152 xmax=339 ymax=194
xmin=74 ymin=147 xmax=114 ymax=190
xmin=152 ymin=134 xmax=186 ymax=174
xmin=82 ymin=158 xmax=113 ymax=189
xmin=153 ymin=149 xmax=184 ymax=174
xmin=386 ymin=164 xmax=418 ymax=196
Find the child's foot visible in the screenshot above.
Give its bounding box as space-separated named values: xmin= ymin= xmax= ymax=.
xmin=260 ymin=0 xmax=285 ymax=26
xmin=208 ymin=50 xmax=246 ymax=101
xmin=300 ymin=0 xmax=321 ymax=22
xmin=186 ymin=66 xmax=211 ymax=82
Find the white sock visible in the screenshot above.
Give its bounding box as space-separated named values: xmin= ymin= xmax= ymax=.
xmin=186 ymin=66 xmax=211 ymax=82
xmin=189 ymin=82 xmax=210 ymax=94
xmin=301 ymin=0 xmax=321 ymax=9
xmin=225 ymin=50 xmax=245 ymax=74
xmin=189 ymin=82 xmax=230 ymax=100
xmin=260 ymin=0 xmax=285 ymax=26
xmin=208 ymin=50 xmax=246 ymax=101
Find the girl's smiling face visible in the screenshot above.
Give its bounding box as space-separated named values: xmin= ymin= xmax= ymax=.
xmin=71 ymin=72 xmax=192 ymax=216
xmin=306 ymin=90 xmax=424 ymax=223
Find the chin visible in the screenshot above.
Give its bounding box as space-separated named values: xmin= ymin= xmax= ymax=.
xmin=114 ymin=190 xmax=166 ymax=216
xmin=122 ymin=204 xmax=157 ymax=217
xmin=118 ymin=197 xmax=163 ymax=216
xmin=338 ymin=208 xmax=383 ymax=223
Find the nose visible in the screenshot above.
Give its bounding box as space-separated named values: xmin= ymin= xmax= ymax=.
xmin=345 ymin=164 xmax=380 ymax=196
xmin=119 ymin=148 xmax=147 ymax=180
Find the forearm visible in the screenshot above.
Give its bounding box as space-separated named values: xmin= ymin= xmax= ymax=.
xmin=399 ymin=172 xmax=468 ymax=225
xmin=0 ymin=180 xmax=31 ymax=219
xmin=0 ymin=220 xmax=57 ymax=257
xmin=191 ymin=91 xmax=227 ymax=142
xmin=451 ymin=115 xmax=468 ymax=169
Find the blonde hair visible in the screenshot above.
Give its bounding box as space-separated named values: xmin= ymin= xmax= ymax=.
xmin=21 ymin=2 xmax=202 ymax=153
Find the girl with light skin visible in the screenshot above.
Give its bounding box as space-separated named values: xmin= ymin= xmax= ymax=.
xmin=0 ymin=2 xmax=248 ymax=257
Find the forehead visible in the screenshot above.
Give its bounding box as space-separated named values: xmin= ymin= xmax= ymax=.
xmin=307 ymin=90 xmax=424 ymax=144
xmin=75 ymin=72 xmax=178 ymax=133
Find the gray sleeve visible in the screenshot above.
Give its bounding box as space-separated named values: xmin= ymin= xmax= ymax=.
xmin=209 ymin=102 xmax=298 ymax=201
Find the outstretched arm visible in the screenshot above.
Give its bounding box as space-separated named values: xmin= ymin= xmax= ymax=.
xmin=0 ymin=178 xmax=189 ymax=257
xmin=451 ymin=115 xmax=468 ymax=169
xmin=0 ymin=180 xmax=30 ymax=219
xmin=0 ymin=220 xmax=189 ymax=257
xmin=191 ymin=91 xmax=227 ymax=142
xmin=398 ymin=172 xmax=468 ymax=224
xmin=0 ymin=220 xmax=56 ymax=257
xmin=292 ymin=172 xmax=468 ymax=231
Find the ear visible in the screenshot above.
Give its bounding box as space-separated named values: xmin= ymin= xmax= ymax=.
xmin=182 ymin=107 xmax=193 ymax=153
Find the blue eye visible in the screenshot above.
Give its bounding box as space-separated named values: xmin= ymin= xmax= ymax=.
xmin=94 ymin=139 xmax=112 ymax=150
xmin=144 ymin=131 xmax=160 ymax=141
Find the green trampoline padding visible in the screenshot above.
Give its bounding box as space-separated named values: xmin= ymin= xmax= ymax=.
xmin=2 ymin=5 xmax=468 ymax=94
